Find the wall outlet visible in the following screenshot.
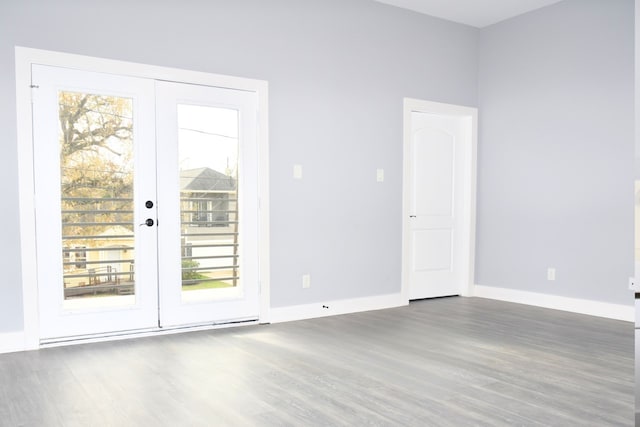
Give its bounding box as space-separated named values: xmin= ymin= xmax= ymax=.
xmin=547 ymin=268 xmax=556 ymax=281
xmin=302 ymin=274 xmax=311 ymax=288
xmin=293 ymin=164 xmax=303 ymax=179
xmin=376 ymin=168 xmax=384 ymax=182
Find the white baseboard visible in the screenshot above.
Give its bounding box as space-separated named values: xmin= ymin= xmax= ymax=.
xmin=0 ymin=331 xmax=26 ymax=354
xmin=0 ymin=293 xmax=406 ymax=352
xmin=474 ymin=285 xmax=634 ymax=322
xmin=270 ymin=293 xmax=407 ymax=323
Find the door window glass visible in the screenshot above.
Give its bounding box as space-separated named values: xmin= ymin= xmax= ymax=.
xmin=178 ymin=105 xmax=240 ymax=298
xmin=59 ymin=91 xmax=136 ymax=305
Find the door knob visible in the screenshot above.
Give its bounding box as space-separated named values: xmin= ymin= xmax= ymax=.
xmin=140 ymin=218 xmax=154 ymax=227
xmin=145 ymin=200 xmax=154 ymax=209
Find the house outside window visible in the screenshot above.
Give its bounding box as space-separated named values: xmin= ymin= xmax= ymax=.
xmin=192 ymin=194 xmax=229 ymax=227
xmin=74 ymin=246 xmax=87 ymax=269
xmin=180 ymin=167 xmax=236 ymax=228
xmin=182 ymin=243 xmax=193 ymax=258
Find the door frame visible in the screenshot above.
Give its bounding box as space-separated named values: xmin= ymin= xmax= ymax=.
xmin=401 ymin=98 xmax=478 ymax=302
xmin=15 ymin=47 xmax=270 ymax=350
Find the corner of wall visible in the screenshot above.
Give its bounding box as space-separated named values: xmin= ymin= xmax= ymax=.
xmin=474 ymin=285 xmax=634 ymax=322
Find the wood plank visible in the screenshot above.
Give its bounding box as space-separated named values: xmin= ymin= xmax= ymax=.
xmin=0 ymin=297 xmax=632 ymax=426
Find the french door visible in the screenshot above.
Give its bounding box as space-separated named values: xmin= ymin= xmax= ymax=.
xmin=155 ymin=81 xmax=260 ymax=328
xmin=32 ymin=65 xmax=260 ymax=340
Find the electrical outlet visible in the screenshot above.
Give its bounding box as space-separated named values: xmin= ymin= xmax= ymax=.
xmin=547 ymin=268 xmax=556 ymax=281
xmin=302 ymin=274 xmax=311 ymax=288
xmin=293 ymin=164 xmax=303 ymax=179
xmin=376 ymin=168 xmax=384 ymax=182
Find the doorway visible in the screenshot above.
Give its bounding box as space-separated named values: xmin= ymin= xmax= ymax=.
xmin=17 ymin=48 xmax=270 ymax=345
xmin=401 ymin=98 xmax=477 ymax=301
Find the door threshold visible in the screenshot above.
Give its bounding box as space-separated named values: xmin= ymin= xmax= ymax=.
xmin=409 ymin=295 xmax=460 ymax=302
xmin=39 ymin=317 xmax=259 ymax=348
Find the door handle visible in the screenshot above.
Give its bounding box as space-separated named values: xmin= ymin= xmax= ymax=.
xmin=409 ymin=215 xmax=416 ymax=218
xmin=140 ymin=218 xmax=154 ymax=227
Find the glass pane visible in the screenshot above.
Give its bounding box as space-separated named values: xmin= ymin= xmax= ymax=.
xmin=178 ymin=104 xmax=239 ymax=301
xmin=59 ymin=91 xmax=136 ymax=306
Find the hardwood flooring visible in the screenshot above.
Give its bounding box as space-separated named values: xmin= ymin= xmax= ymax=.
xmin=0 ymin=297 xmax=633 ymax=426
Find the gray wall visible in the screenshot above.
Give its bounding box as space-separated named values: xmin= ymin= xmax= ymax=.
xmin=0 ymin=0 xmax=478 ymax=332
xmin=0 ymin=0 xmax=633 ymax=335
xmin=477 ymin=0 xmax=634 ymax=305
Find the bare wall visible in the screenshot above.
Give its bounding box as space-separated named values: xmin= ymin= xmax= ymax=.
xmin=477 ymin=0 xmax=634 ymax=305
xmin=0 ymin=0 xmax=478 ymax=332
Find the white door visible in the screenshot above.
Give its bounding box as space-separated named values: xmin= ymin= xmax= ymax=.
xmin=155 ymin=81 xmax=260 ymax=327
xmin=32 ymin=65 xmax=261 ymax=340
xmin=403 ymin=100 xmax=476 ymax=300
xmin=33 ymin=65 xmax=159 ymax=339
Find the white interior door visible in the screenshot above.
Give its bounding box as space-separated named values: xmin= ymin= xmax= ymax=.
xmin=404 ymin=101 xmax=476 ymax=300
xmin=155 ymin=81 xmax=260 ymax=327
xmin=32 ymin=65 xmax=159 ymax=339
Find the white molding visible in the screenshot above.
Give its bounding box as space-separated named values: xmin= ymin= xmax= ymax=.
xmin=270 ymin=293 xmax=407 ymax=323
xmin=257 ymin=84 xmax=271 ymax=324
xmin=0 ymin=321 xmax=259 ymax=352
xmin=16 ymin=47 xmax=265 ymax=91
xmin=474 ymin=285 xmax=634 ymax=322
xmin=15 ymin=46 xmax=270 ymax=347
xmin=15 ymin=48 xmax=40 ymax=351
xmin=40 ymin=320 xmax=258 ymax=349
xmin=0 ymin=332 xmax=26 ymax=354
xmin=401 ymin=98 xmax=478 ymax=301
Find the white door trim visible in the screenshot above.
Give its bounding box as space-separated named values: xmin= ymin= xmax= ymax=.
xmin=15 ymin=47 xmax=270 ymax=350
xmin=401 ymin=98 xmax=478 ymax=302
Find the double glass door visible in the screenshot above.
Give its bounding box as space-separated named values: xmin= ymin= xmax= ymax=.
xmin=32 ymin=65 xmax=260 ymax=340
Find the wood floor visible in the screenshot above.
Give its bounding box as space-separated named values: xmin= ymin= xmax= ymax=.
xmin=0 ymin=297 xmax=633 ymax=426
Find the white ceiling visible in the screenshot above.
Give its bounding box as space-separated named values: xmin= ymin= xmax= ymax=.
xmin=373 ymin=0 xmax=565 ymax=28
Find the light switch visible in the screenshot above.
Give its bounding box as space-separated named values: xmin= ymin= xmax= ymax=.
xmin=302 ymin=274 xmax=311 ymax=288
xmin=293 ymin=164 xmax=303 ymax=179
xmin=376 ymin=168 xmax=384 ymax=182
xmin=547 ymin=268 xmax=556 ymax=281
